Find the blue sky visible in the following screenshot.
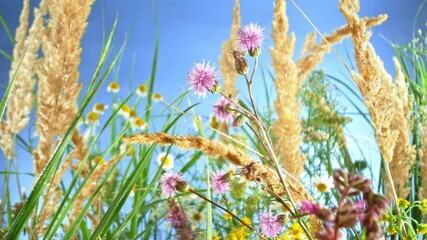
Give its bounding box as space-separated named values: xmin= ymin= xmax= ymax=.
xmin=0 ymin=0 xmax=427 ymax=215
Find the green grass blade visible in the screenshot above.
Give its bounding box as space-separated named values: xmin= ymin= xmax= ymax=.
xmin=0 ymin=15 xmax=15 ymax=45
xmin=144 ymin=1 xmax=159 ymax=122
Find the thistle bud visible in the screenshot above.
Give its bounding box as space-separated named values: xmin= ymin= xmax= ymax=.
xmin=176 ymin=180 xmax=190 ymax=193
xmin=249 ymin=47 xmax=261 ymax=57
xmin=224 ymin=104 xmax=233 ymax=114
xmin=209 ymin=81 xmax=221 ymax=94
xmin=233 ymin=50 xmax=249 ymax=75
xmin=232 ymin=114 xmax=246 ymax=128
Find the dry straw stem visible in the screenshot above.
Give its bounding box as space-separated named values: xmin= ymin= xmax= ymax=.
xmin=33 ymin=0 xmax=95 ymax=177
xmin=122 ymin=133 xmax=321 ymax=231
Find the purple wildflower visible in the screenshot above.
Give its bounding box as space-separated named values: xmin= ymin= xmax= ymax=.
xmin=211 ymin=171 xmax=230 ymax=194
xmin=355 ymin=200 xmax=365 ymax=222
xmin=300 ymin=200 xmax=320 ymax=214
xmin=213 ymin=97 xmax=234 ymax=122
xmin=160 ymin=171 xmax=182 ymax=198
xmin=238 ymin=23 xmax=264 ymax=56
xmin=166 ymin=200 xmax=196 ymax=240
xmin=187 ymin=60 xmax=217 ymax=98
xmin=258 ymin=212 xmax=282 ymax=238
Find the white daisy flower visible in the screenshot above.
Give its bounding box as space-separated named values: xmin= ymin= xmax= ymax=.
xmin=107 ymin=82 xmax=120 ymax=93
xmin=313 ymin=175 xmax=334 ymax=194
xmin=156 ymin=152 xmax=174 ymax=170
xmin=187 ymin=209 xmax=205 ymax=227
xmin=93 ymin=103 xmax=108 ymax=114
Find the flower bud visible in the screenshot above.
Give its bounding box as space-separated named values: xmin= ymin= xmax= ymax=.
xmin=233 ymin=50 xmax=249 ymax=75
xmin=249 ymin=47 xmax=261 ymax=57
xmin=232 ymin=114 xmax=246 ymax=128
xmin=224 ymin=104 xmax=233 ymax=114
xmin=176 ymin=180 xmax=190 ymax=193
xmin=209 ymin=81 xmax=221 ymax=94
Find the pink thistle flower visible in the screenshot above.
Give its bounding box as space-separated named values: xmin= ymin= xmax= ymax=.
xmin=213 ymin=97 xmax=234 ymax=122
xmin=238 ymin=23 xmax=265 ymax=56
xmin=160 ymin=171 xmax=183 ymax=198
xmin=187 ymin=60 xmax=217 ymax=98
xmin=300 ymin=200 xmax=320 ymax=214
xmin=211 ymin=171 xmax=230 ymax=194
xmin=258 ymin=212 xmax=282 ymax=238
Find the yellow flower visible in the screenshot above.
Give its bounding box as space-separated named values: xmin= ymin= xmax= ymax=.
xmin=240 ymin=216 xmax=252 ymax=227
xmin=419 ymin=199 xmax=427 ymax=212
xmin=226 ymin=227 xmax=248 ymax=240
xmin=107 ymin=82 xmax=120 ymax=93
xmin=152 ymin=93 xmax=163 ymax=102
xmin=397 ymin=198 xmax=410 ymax=209
xmin=137 ymin=83 xmax=148 ymax=97
xmin=418 ymin=223 xmax=427 ymax=235
xmin=287 ymin=222 xmax=304 ymax=239
xmin=386 ymin=226 xmax=397 ymax=235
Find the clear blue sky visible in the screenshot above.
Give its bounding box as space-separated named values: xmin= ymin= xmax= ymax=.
xmin=0 ymin=0 xmax=426 ymax=210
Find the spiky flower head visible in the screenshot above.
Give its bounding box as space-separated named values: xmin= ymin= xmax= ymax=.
xmin=160 ymin=171 xmax=184 ymax=198
xmin=258 ymin=212 xmax=282 ymax=238
xmin=213 ymin=96 xmax=235 ymax=122
xmin=238 ymin=23 xmax=264 ymax=56
xmin=187 ymin=60 xmax=218 ymax=98
xmin=211 ymin=171 xmax=230 ymax=194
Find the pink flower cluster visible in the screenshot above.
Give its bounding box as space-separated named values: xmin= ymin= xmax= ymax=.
xmin=258 ymin=212 xmax=283 ymax=238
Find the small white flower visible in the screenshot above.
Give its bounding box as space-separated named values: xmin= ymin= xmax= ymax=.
xmin=136 ymin=83 xmax=148 ymax=97
xmin=156 ymin=152 xmax=174 ymax=170
xmin=107 ymin=82 xmax=120 ymax=93
xmin=313 ymin=175 xmax=334 ymax=194
xmin=187 ymin=209 xmax=205 ymax=227
xmin=93 ymin=103 xmax=108 ymax=114
xmin=131 ymin=118 xmax=147 ymax=131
